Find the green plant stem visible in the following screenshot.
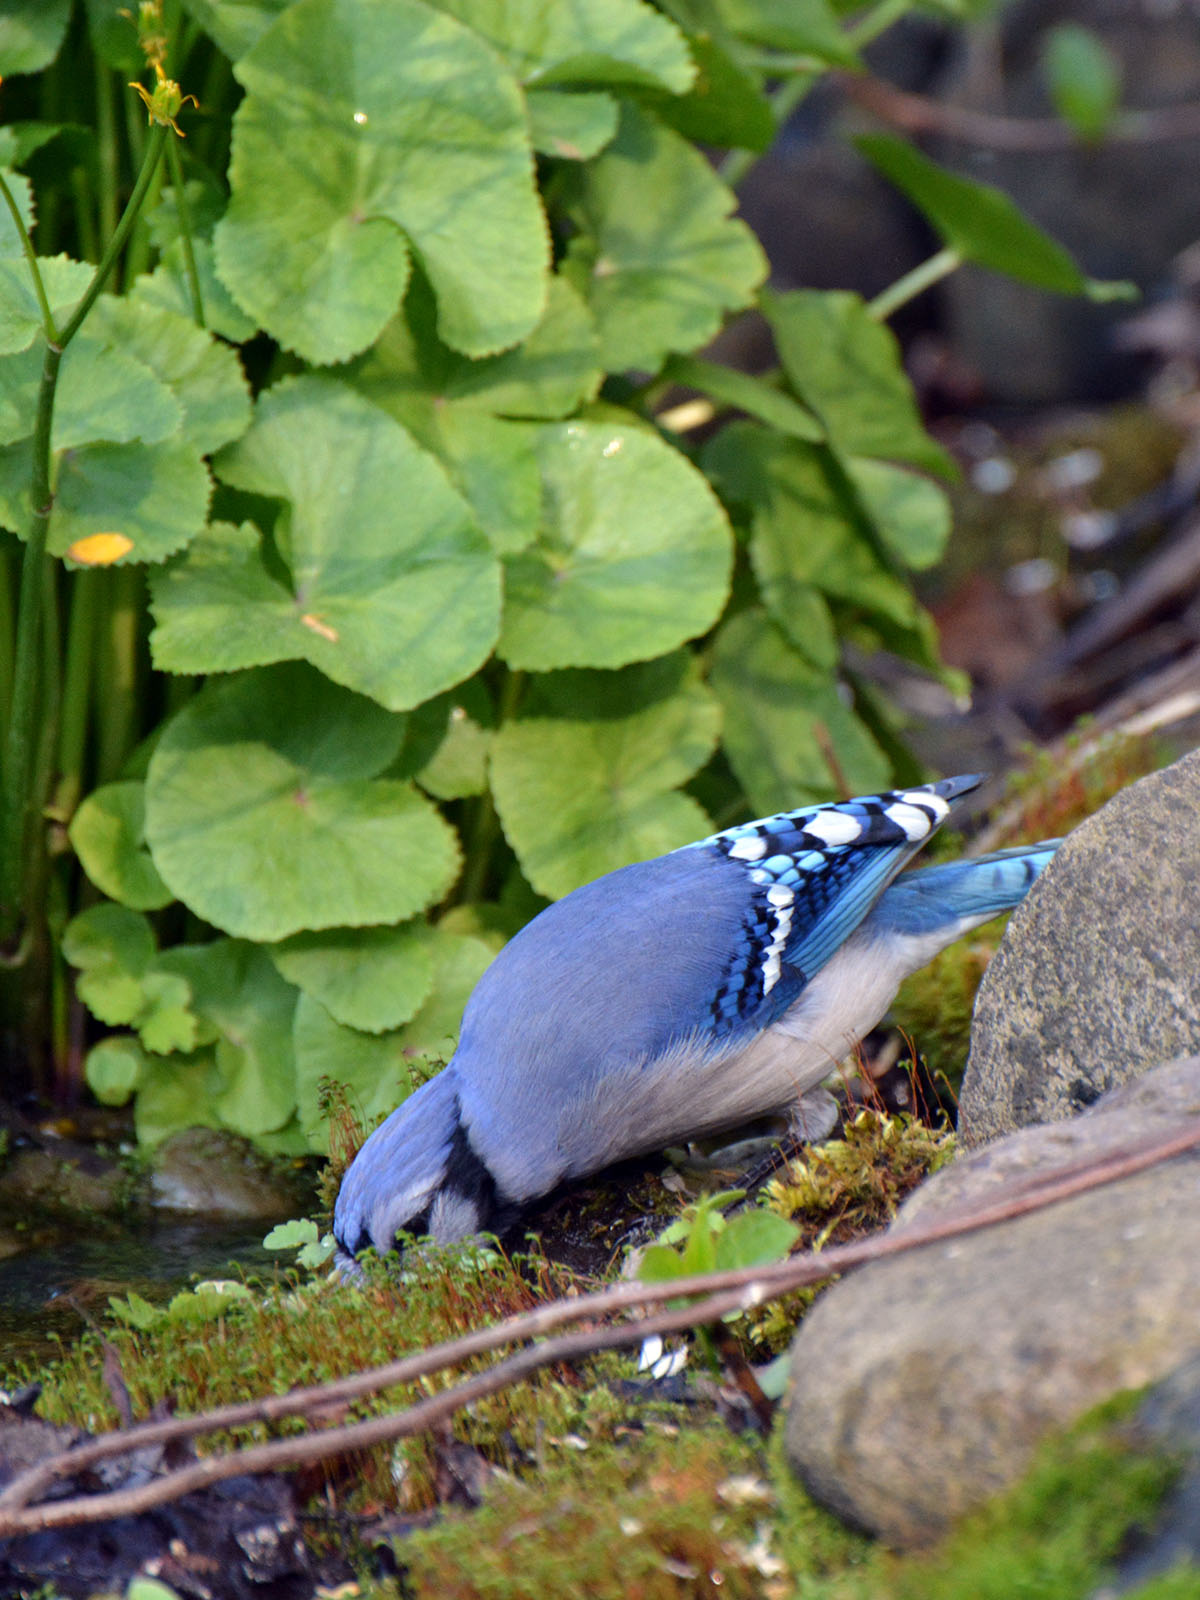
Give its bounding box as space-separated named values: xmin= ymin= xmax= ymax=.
xmin=94 ymin=57 xmax=120 ymax=248
xmin=867 ymin=246 xmax=962 ymax=321
xmin=845 ymin=0 xmax=914 ymax=50
xmin=70 ymin=170 xmax=101 ymax=266
xmin=55 ymin=571 xmax=101 ymax=819
xmin=95 ymin=568 xmax=141 ymax=787
xmin=0 ymin=122 xmax=168 ymax=944
xmin=0 ymin=537 xmax=14 ymax=728
xmin=0 ymin=341 xmax=62 ymax=947
xmin=165 ymin=134 xmax=206 ymax=327
xmin=61 ymin=123 xmax=168 ymax=345
xmin=0 ymin=171 xmax=57 ymax=342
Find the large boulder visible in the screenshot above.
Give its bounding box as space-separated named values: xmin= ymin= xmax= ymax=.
xmin=783 ymin=1056 xmax=1200 ymax=1547
xmin=959 ymin=748 xmax=1200 ymax=1146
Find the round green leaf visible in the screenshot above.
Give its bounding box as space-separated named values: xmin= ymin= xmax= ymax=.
xmin=527 ymin=90 xmax=619 ymax=160
xmin=84 ymin=1036 xmax=147 ymax=1107
xmin=270 ymin=922 xmax=436 ymax=1034
xmin=133 ymin=1048 xmax=223 ymax=1147
xmin=351 ymin=274 xmax=602 ymax=425
xmin=562 ymin=103 xmax=766 ymax=373
xmin=499 ymin=419 xmax=733 ymax=670
xmin=346 ymin=280 xmax=600 ymax=555
xmin=144 ymin=662 xmax=461 ymax=939
xmin=39 ymin=436 xmax=210 ymax=563
xmin=710 ymin=609 xmax=890 ymax=816
xmin=181 ymin=0 xmax=291 ymax=59
xmin=293 ymin=928 xmax=494 ymax=1149
xmin=0 ymin=0 xmax=70 ymax=75
xmin=156 ymin=939 xmax=298 ymax=1135
xmin=69 ymin=780 xmax=173 ymax=910
xmin=168 ymin=377 xmax=500 ymax=709
xmin=491 ymin=670 xmax=720 ymax=898
xmin=215 ymin=0 xmax=548 ymax=362
xmin=433 ymin=0 xmax=694 ymax=93
xmin=89 ymin=293 xmax=252 ymax=457
xmin=417 ymin=706 xmax=492 ymax=800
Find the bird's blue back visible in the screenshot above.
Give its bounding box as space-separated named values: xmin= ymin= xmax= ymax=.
xmin=453 ymin=778 xmax=978 ymax=1192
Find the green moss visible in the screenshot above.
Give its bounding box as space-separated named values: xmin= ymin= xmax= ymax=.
xmin=761 ymin=1109 xmax=955 ymax=1239
xmin=883 ymin=1397 xmax=1180 ymax=1600
xmin=399 ymin=1419 xmax=786 ymax=1600
xmin=1124 ymin=1568 xmax=1200 ymax=1599
xmin=766 ymin=1422 xmax=883 ymax=1600
xmin=18 ymin=1244 xmax=614 ymax=1514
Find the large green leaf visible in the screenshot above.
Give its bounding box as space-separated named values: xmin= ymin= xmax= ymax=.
xmin=353 ymin=276 xmax=601 ymax=423
xmin=347 ymin=277 xmax=600 ymax=553
xmin=215 ymin=0 xmax=549 ymax=361
xmin=0 ymin=336 xmax=181 ymax=451
xmin=63 ymin=904 xmax=199 ymax=1053
xmin=181 ymin=0 xmax=291 ymax=58
xmin=132 ymin=1049 xmax=224 ymax=1147
xmin=647 ymin=32 xmax=774 ymax=152
xmin=430 ymin=0 xmax=695 ymax=92
xmin=68 ymin=781 xmax=173 ymax=911
xmin=709 ymin=610 xmax=890 ymax=815
xmin=526 ymin=89 xmax=619 ymax=160
xmin=762 ymin=289 xmax=956 ymax=478
xmin=499 ymin=418 xmax=733 ymax=669
xmin=270 ymin=922 xmax=435 ymax=1034
xmin=0 ymin=0 xmax=71 ymax=75
xmin=711 ymin=0 xmax=858 ymax=65
xmin=293 ymin=927 xmax=495 ymax=1148
xmin=0 ymin=434 xmax=211 ymax=562
xmin=88 ymin=293 xmax=252 ymax=456
xmin=855 ymin=135 xmax=1128 ymax=300
xmin=0 ymin=253 xmax=91 ymax=354
xmin=491 ymin=661 xmax=720 ymax=897
xmin=153 ymin=377 xmax=500 ymax=706
xmin=562 ymin=103 xmax=766 ymax=372
xmin=156 ymin=940 xmax=298 ymax=1136
xmin=144 ymin=662 xmax=461 ymax=940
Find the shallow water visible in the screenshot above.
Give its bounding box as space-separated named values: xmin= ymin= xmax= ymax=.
xmin=0 ymin=1216 xmax=278 ymax=1374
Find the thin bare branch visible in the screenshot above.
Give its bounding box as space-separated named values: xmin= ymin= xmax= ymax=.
xmin=844 ymin=73 xmax=1200 ymax=151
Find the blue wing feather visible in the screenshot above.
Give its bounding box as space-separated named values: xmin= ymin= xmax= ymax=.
xmin=689 ymin=775 xmax=982 ymax=1034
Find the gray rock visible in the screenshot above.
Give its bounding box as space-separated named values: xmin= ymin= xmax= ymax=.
xmin=784 ymin=1056 xmax=1200 ymax=1547
xmin=150 ymin=1127 xmax=309 ymax=1218
xmin=959 ymin=748 xmax=1200 ymax=1147
xmin=0 ymin=1140 xmax=132 ymax=1216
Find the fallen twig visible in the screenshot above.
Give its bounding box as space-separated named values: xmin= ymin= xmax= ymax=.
xmin=3 ymin=1116 xmax=1199 ymax=1537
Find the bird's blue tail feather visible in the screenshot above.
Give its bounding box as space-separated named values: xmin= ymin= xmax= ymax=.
xmin=870 ymin=841 xmax=1061 ymax=935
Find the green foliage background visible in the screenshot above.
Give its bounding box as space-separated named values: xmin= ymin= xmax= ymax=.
xmin=0 ymin=0 xmax=1114 ymax=1154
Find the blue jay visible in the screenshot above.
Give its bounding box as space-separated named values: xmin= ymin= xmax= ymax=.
xmin=334 ymin=775 xmax=1058 ymax=1265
